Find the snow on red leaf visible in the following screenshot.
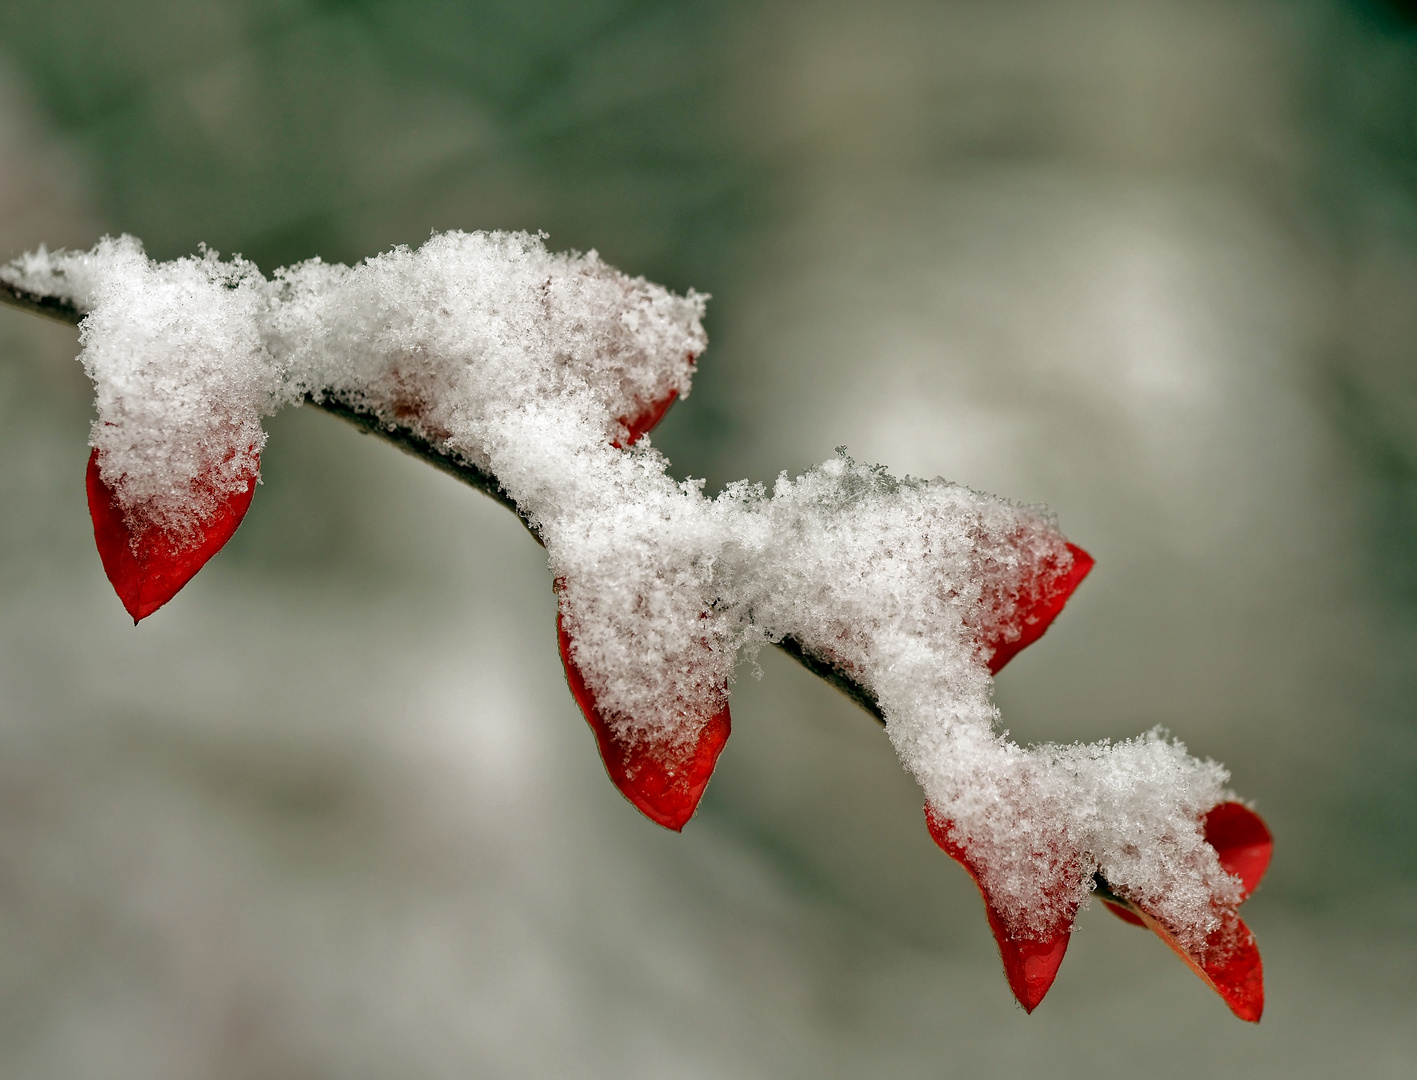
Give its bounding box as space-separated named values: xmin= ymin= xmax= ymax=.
xmin=557 ymin=609 xmax=730 ymax=831
xmin=613 ymin=388 xmax=680 ymax=449
xmin=86 ymin=448 xmax=257 ymax=623
xmin=1097 ymin=801 xmax=1270 ymax=1021
xmin=1104 ymin=801 xmax=1271 ymax=927
xmin=925 ymin=804 xmax=1074 ymax=1013
xmin=985 ymin=542 xmax=1094 ymax=675
xmin=1107 ymin=892 xmax=1265 ymax=1023
xmin=613 ymin=353 xmax=695 ymax=449
xmin=563 ymin=367 xmax=724 ymax=829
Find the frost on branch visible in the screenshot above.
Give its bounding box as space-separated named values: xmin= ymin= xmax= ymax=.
xmin=1 ymin=233 xmax=1269 ymax=1020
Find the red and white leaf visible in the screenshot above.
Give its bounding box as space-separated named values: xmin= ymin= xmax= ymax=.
xmin=86 ymin=448 xmax=257 ymax=622
xmin=983 ymin=542 xmax=1094 ymax=675
xmin=558 ymin=609 xmax=730 ymax=831
xmin=925 ymin=805 xmax=1075 ymax=1012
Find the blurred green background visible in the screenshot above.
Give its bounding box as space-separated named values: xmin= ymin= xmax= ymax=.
xmin=2 ymin=1 xmax=1415 ymax=1076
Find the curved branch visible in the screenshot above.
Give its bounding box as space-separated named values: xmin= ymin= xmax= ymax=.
xmin=1 ymin=280 xmax=885 ymax=722
xmin=308 ymin=395 xmax=535 ymax=540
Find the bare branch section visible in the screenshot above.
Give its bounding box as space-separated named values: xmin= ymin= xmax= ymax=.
xmin=4 ymin=265 xmax=1278 ymax=1023
xmin=1 ymin=278 xmax=86 ymax=325
xmin=0 ymin=279 xmax=884 ymax=721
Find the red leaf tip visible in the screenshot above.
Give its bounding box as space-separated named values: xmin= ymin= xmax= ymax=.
xmin=1097 ymin=801 xmax=1271 ymax=1022
xmin=86 ymin=449 xmax=257 ymax=622
xmin=924 ymin=805 xmax=1073 ymax=1012
xmin=1119 ymin=899 xmax=1265 ymax=1023
xmin=613 ymin=388 xmax=680 ymax=449
xmin=928 ymin=799 xmax=1269 ymax=1020
xmin=557 ymin=609 xmax=729 ymax=830
xmin=985 ymin=542 xmax=1094 ymax=675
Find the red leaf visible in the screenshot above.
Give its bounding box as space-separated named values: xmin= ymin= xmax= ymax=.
xmin=985 ymin=542 xmax=1094 ymax=675
xmin=613 ymin=388 xmax=679 ymax=449
xmin=1203 ymin=801 xmax=1273 ymax=900
xmin=613 ymin=354 xmax=696 ymax=449
xmin=1097 ymin=802 xmax=1270 ymax=1021
xmin=925 ymin=805 xmax=1073 ymax=1012
xmin=86 ymin=448 xmax=257 ymax=623
xmin=1107 ymin=893 xmax=1265 ymax=1023
xmin=557 ymin=609 xmax=730 ymax=831
xmin=567 ymin=370 xmax=720 ymax=827
xmin=1103 ymin=800 xmax=1271 ymax=923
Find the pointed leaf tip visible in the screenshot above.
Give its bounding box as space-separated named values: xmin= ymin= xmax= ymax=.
xmin=557 ymin=609 xmax=729 ymax=830
xmin=924 ymin=805 xmax=1073 ymax=1012
xmin=86 ymin=449 xmax=257 ymax=622
xmin=558 ymin=389 xmax=719 ymax=826
xmin=986 ymin=907 xmax=1071 ymax=1013
xmin=986 ymin=542 xmax=1094 ymax=674
xmin=1124 ymin=900 xmax=1265 ymax=1022
xmin=1097 ymin=801 xmax=1268 ymax=1023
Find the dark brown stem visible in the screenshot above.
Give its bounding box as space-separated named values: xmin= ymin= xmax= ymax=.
xmin=309 ymin=395 xmax=536 ymax=541
xmin=774 ymin=634 xmax=884 ymax=722
xmin=1 ymin=278 xmax=884 ymax=722
xmin=1 ymin=279 xmax=86 ymax=325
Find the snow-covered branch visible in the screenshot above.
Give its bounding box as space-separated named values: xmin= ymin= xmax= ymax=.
xmin=1 ymin=233 xmax=1270 ymax=1021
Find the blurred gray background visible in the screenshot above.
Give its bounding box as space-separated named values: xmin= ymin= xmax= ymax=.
xmin=1 ymin=1 xmax=1415 ymax=1076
